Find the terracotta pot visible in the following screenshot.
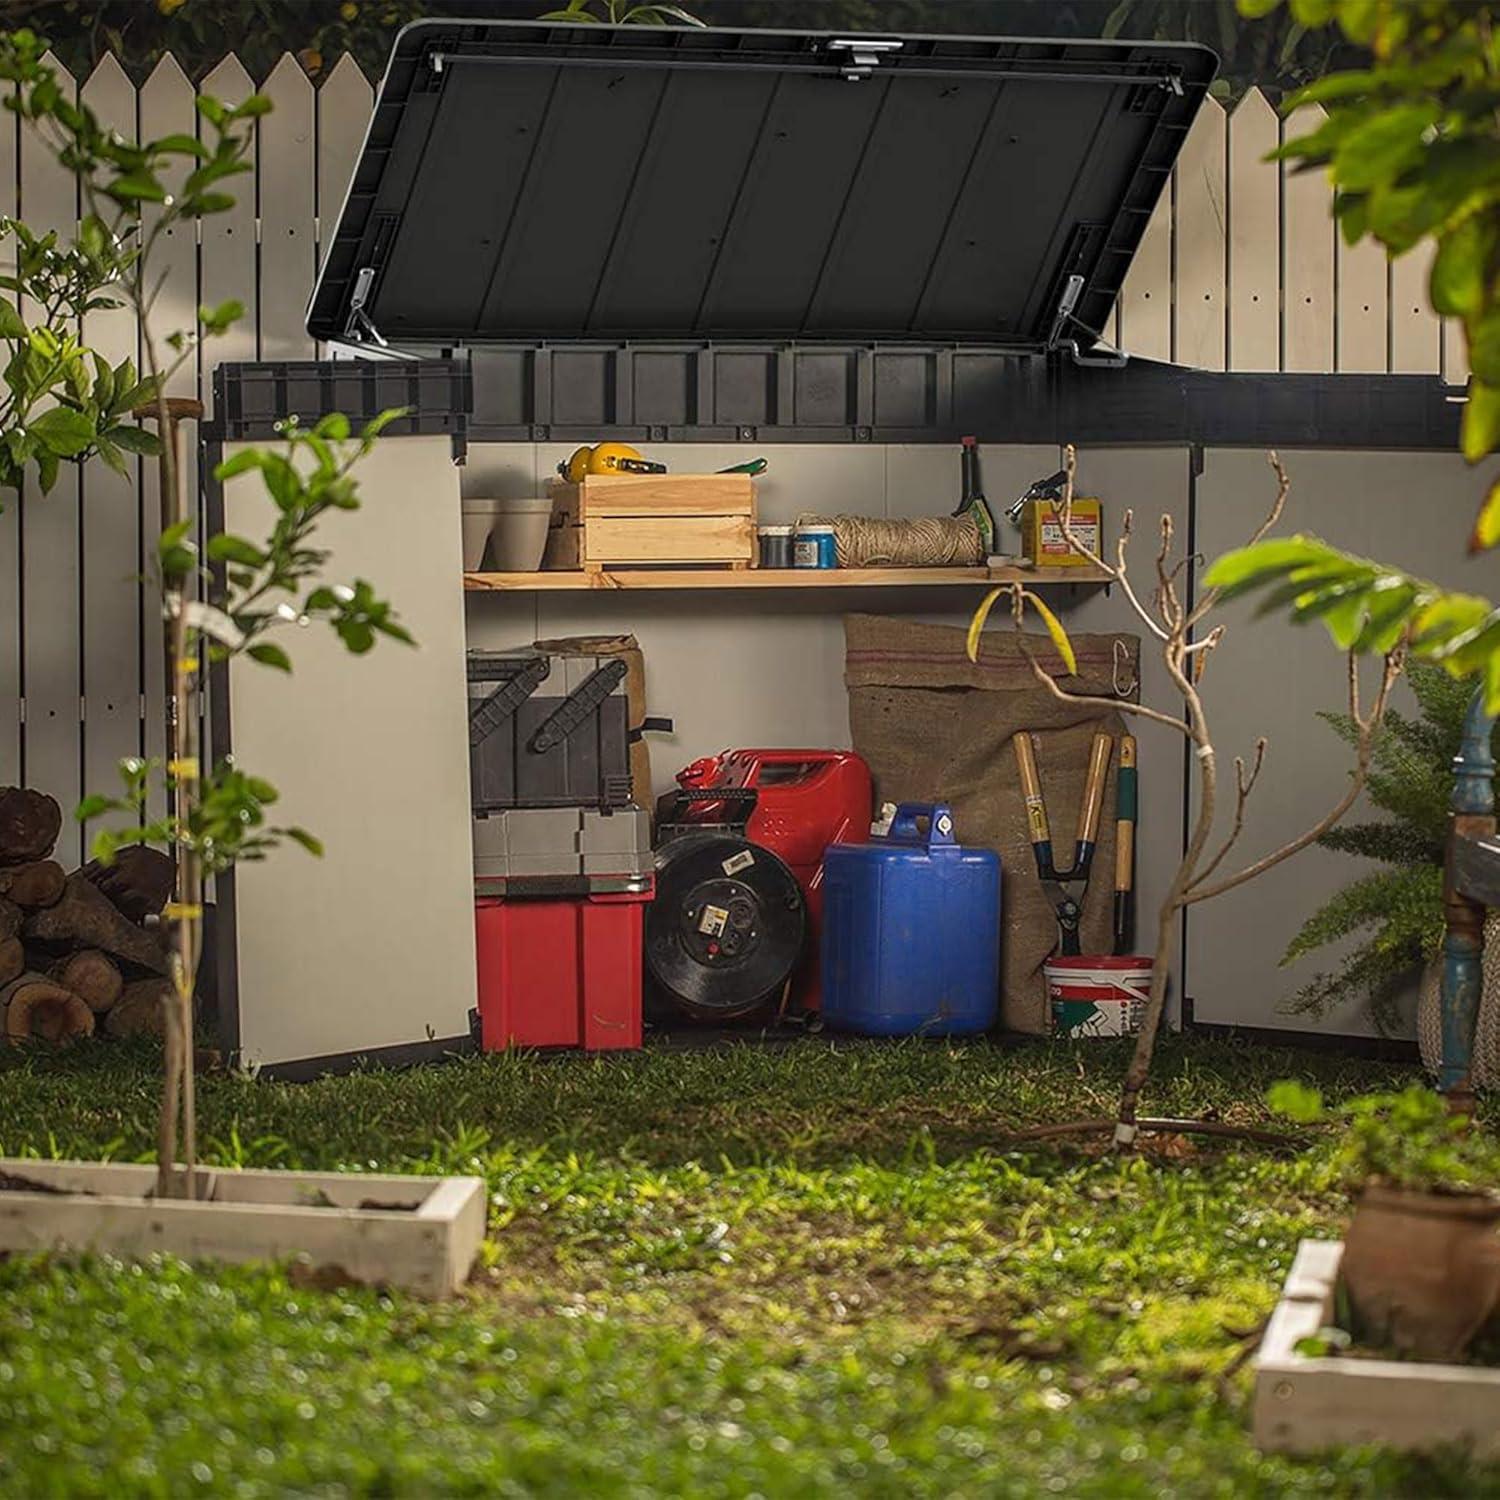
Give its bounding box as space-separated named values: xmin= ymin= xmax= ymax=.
xmin=1342 ymin=1183 xmax=1500 ymax=1361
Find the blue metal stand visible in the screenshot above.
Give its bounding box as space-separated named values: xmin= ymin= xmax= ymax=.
xmin=1440 ymin=687 xmax=1496 ymax=1109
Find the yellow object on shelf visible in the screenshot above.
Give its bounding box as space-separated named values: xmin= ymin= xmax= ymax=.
xmin=1019 ymin=496 xmax=1102 ymax=568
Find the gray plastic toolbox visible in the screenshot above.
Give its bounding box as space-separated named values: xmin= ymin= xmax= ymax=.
xmin=473 ymin=806 xmax=652 ymax=892
xmin=469 ymin=651 xmax=632 ymax=811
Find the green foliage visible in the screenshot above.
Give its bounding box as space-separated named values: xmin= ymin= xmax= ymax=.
xmin=538 ymin=0 xmax=705 ymax=22
xmin=77 ymin=755 xmax=323 ymax=878
xmin=0 ymin=1039 xmax=1495 ymax=1495
xmin=1269 ymin=1080 xmax=1500 ymax=1194
xmin=208 ymin=409 xmax=414 ymax=662
xmin=0 ymin=26 xmax=270 ymax=499
xmin=1279 ymin=663 xmax=1487 ymax=1029
xmin=1203 ymin=534 xmax=1500 ymax=707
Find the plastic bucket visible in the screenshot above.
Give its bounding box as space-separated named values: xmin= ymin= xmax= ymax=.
xmin=1045 ymin=955 xmax=1153 ymax=1038
xmin=487 ymin=496 xmax=554 ymax=572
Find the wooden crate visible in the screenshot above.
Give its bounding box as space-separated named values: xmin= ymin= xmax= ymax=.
xmin=543 ymin=474 xmax=757 ymax=571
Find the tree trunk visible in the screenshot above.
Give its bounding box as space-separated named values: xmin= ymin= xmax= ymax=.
xmin=0 ymin=859 xmax=66 ymax=910
xmin=82 ymin=845 xmax=174 ymax=924
xmin=24 ymin=872 xmax=168 ymax=973
xmin=53 ymin=949 xmax=123 ymax=1013
xmin=2 ymin=976 xmax=94 ymax=1044
xmin=0 ymin=788 xmax=61 ymax=864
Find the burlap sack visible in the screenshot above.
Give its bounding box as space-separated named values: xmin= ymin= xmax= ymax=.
xmin=844 ymin=613 xmax=1140 ymax=1034
xmin=533 ymin=633 xmax=654 ymax=808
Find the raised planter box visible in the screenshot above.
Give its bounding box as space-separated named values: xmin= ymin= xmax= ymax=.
xmin=1254 ymin=1239 xmax=1500 ymax=1457
xmin=0 ymin=1158 xmax=486 ymax=1298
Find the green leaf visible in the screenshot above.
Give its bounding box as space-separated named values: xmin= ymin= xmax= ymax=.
xmin=1331 ymin=102 xmax=1439 ymax=192
xmin=213 ymin=449 xmax=263 ymax=481
xmin=1471 ymin=474 xmax=1500 ymax=554
xmin=1266 ymin=1080 xmax=1325 ymax=1124
xmin=247 ymin=641 xmax=292 ymax=672
xmin=149 ymin=131 xmax=208 ymax=159
xmin=199 ymin=299 xmax=244 ymax=335
xmin=314 ymin=412 xmax=350 ymax=441
xmin=35 ymin=448 xmax=57 ymax=496
xmin=104 ymin=169 xmax=168 ymax=203
xmin=104 ymin=425 xmax=162 ymax=456
xmin=283 ymin=826 xmax=324 ymax=857
xmin=207 ymin=533 xmax=266 ymax=567
xmin=1431 ymin=217 xmax=1489 ymax=318
xmin=1462 ymin=379 xmax=1500 ymax=463
xmin=29 ymin=406 xmax=94 ymax=458
xmin=0 ymin=297 xmax=24 ymax=339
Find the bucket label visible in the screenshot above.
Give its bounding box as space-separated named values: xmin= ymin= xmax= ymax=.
xmin=698 ymin=904 xmax=730 ymax=937
xmin=1046 ymin=967 xmax=1151 ymax=1039
xmin=721 ymin=849 xmax=755 ymax=876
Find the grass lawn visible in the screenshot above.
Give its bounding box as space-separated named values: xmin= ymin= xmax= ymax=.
xmin=1 ymin=1034 xmax=1498 ymax=1497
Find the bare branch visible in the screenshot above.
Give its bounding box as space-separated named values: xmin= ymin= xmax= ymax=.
xmin=1189 ymin=736 xmax=1268 ymax=888
xmin=1020 ymin=645 xmax=1193 ymax=738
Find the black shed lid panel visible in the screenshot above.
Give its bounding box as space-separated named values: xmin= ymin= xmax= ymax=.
xmin=307 ymin=20 xmax=1217 ymax=352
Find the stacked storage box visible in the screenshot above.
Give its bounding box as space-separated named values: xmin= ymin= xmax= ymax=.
xmin=469 ymin=651 xmax=652 ymax=1051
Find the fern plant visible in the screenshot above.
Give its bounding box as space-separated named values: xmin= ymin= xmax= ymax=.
xmin=1281 ymin=662 xmax=1493 ymax=1032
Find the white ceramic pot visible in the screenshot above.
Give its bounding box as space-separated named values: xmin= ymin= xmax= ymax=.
xmin=461 ymin=499 xmax=505 ymax=571
xmin=485 ymin=496 xmax=554 ymax=572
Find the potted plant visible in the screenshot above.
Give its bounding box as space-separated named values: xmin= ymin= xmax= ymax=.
xmin=1269 ymin=1081 xmax=1500 ymax=1361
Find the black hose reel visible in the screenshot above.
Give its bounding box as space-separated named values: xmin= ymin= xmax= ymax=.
xmin=647 ymin=789 xmax=806 ymax=1021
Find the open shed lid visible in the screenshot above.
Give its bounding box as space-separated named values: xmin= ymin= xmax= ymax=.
xmin=308 ymin=19 xmax=1216 ymax=354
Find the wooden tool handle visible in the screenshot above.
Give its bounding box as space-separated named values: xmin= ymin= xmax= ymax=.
xmin=1076 ymin=732 xmax=1113 ymax=848
xmin=1114 ymin=734 xmax=1138 ymax=893
xmin=1013 ymin=733 xmax=1050 ymax=848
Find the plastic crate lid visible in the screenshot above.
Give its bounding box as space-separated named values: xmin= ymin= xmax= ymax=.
xmin=307 ymin=19 xmax=1215 ymax=355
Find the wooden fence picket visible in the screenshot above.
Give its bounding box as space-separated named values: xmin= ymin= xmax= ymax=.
xmin=1281 ymin=104 xmax=1335 ymax=374
xmin=20 ymin=55 xmax=83 ymax=860
xmin=1173 ymin=95 xmax=1227 ymax=371
xmin=137 ymin=54 xmax=199 ymax=821
xmin=1227 ymin=88 xmax=1279 ymax=373
xmin=78 ymin=55 xmax=142 ymax=857
xmin=258 ymin=55 xmax=317 ymax=362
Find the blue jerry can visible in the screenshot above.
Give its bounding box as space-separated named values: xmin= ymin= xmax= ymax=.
xmin=821 ymin=803 xmax=1001 ymax=1037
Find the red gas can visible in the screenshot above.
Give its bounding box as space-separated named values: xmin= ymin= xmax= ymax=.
xmin=475 ymin=886 xmax=650 ymax=1051
xmin=671 ymin=750 xmax=872 ymax=1012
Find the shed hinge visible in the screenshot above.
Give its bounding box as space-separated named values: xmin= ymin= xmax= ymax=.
xmin=343 ymin=266 xmax=388 ymax=347
xmin=826 ymin=38 xmax=902 ymax=82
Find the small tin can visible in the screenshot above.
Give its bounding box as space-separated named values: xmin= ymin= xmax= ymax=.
xmin=793 ymin=523 xmax=837 ymax=569
xmin=757 ymin=524 xmax=794 ymax=569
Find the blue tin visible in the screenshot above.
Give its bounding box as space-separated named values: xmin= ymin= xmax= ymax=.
xmin=821 ymin=803 xmax=1000 ymax=1036
xmin=793 ymin=523 xmax=837 ymax=569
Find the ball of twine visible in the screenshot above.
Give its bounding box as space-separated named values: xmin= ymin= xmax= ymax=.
xmin=800 ymin=513 xmax=985 ymax=568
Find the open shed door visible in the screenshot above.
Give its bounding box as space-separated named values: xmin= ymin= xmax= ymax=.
xmin=309 ymin=20 xmax=1216 ymax=356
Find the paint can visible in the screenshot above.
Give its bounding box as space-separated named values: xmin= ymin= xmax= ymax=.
xmin=758 ymin=524 xmax=794 ymax=568
xmin=794 ymin=523 xmax=837 ymax=569
xmin=1044 ymin=955 xmax=1153 ymax=1038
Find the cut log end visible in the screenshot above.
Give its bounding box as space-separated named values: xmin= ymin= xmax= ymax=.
xmin=3 ymin=979 xmax=94 ymax=1045
xmin=104 ymin=978 xmax=172 ymax=1040
xmin=0 ymin=788 xmax=62 ymax=865
xmin=53 ymin=949 xmax=124 ymax=1013
xmin=1 ymin=859 xmax=66 ymax=910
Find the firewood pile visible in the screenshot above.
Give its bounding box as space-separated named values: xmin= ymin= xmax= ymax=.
xmin=0 ymin=788 xmax=174 ymax=1047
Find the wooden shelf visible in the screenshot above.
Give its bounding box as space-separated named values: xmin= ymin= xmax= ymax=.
xmin=464 ymin=564 xmax=1112 ymax=593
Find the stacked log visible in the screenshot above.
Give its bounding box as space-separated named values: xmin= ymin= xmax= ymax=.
xmin=0 ymin=789 xmax=174 ymax=1047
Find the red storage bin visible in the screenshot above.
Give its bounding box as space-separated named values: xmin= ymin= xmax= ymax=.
xmin=475 ymin=888 xmax=649 ymax=1051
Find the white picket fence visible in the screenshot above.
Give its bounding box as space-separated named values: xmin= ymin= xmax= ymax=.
xmin=0 ymin=56 xmax=1465 ymax=865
